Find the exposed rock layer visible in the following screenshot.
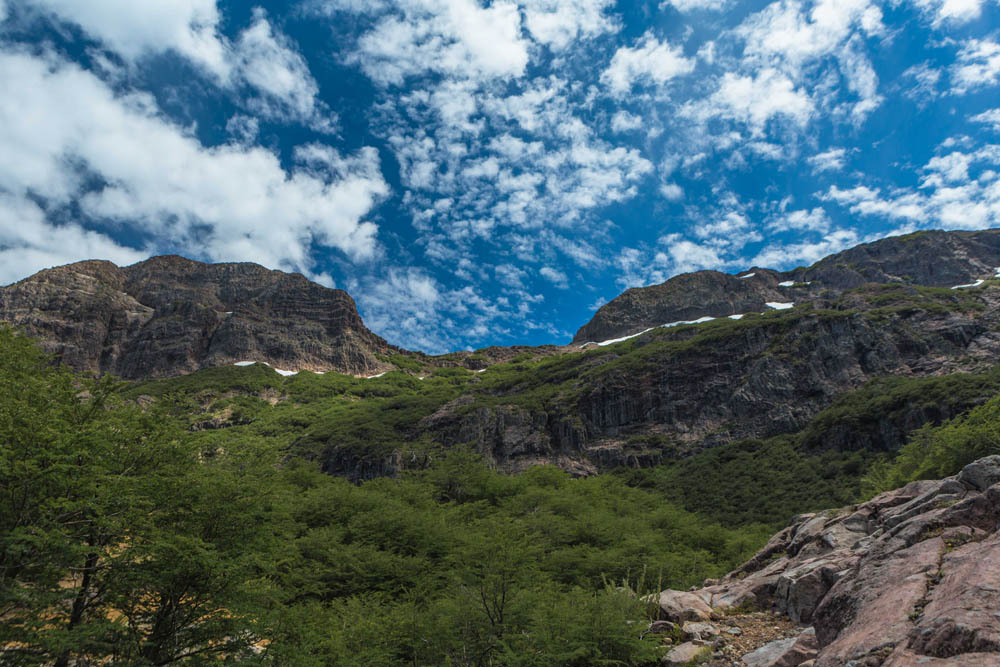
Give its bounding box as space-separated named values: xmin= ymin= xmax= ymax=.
xmin=0 ymin=255 xmax=395 ymax=378
xmin=654 ymin=456 xmax=1000 ymax=666
xmin=575 ymin=229 xmax=1000 ymax=344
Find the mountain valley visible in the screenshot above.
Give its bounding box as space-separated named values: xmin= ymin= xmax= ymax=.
xmin=5 ymin=229 xmax=1000 ymax=665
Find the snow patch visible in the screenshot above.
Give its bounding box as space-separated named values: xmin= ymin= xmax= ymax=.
xmin=766 ymin=302 xmax=794 ymax=310
xmin=593 ymin=327 xmax=655 ymax=347
xmin=777 ymin=281 xmax=795 ymax=287
xmin=728 ymin=314 xmax=745 ymax=320
xmin=365 ymin=372 xmax=387 ymax=379
xmin=476 ymin=369 xmax=487 ymax=373
xmin=662 ymin=316 xmax=716 ymax=328
xmin=234 ymin=360 xmax=298 ymax=376
xmin=952 ymin=279 xmax=985 ymax=289
xmin=225 ymin=311 xmax=233 ymax=315
xmin=738 ymin=272 xmax=756 ymax=279
xmin=583 ymin=315 xmax=721 ymax=348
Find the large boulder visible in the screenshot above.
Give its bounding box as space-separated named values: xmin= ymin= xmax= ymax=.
xmin=958 ymin=455 xmax=1000 ymax=491
xmin=653 ymin=590 xmax=713 ymax=624
xmin=662 ymin=641 xmax=709 ymax=666
xmin=742 ymin=627 xmax=818 ymax=666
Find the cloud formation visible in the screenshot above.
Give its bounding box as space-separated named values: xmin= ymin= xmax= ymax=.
xmin=0 ymin=49 xmax=387 ymax=277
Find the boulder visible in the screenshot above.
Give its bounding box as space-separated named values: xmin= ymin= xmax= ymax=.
xmin=958 ymin=455 xmax=1000 ymax=491
xmin=742 ymin=628 xmax=817 ymax=666
xmin=682 ymin=621 xmax=720 ymax=641
xmin=742 ymin=638 xmax=797 ymax=666
xmin=675 ymin=457 xmax=1000 ymax=666
xmin=662 ymin=641 xmax=709 ymax=666
xmin=653 ymin=590 xmax=713 ymax=624
xmin=647 ymin=620 xmax=678 ymax=636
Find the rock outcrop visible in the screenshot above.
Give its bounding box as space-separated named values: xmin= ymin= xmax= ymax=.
xmin=421 ymin=283 xmax=1000 ymax=473
xmin=0 ymin=255 xmax=396 ymax=379
xmin=575 ymin=229 xmax=1000 ymax=345
xmin=652 ymin=456 xmax=1000 ymax=666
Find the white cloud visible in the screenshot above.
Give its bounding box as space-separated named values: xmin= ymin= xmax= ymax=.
xmin=26 ymin=0 xmax=230 ymax=77
xmin=822 ymin=145 xmax=1000 ymax=230
xmin=912 ymin=0 xmax=992 ymax=26
xmin=351 ymin=266 xmax=547 ymax=352
xmin=0 ymin=195 xmax=148 ymax=286
xmin=901 ymin=62 xmax=943 ymax=102
xmin=0 ymin=49 xmax=387 ymax=281
xmin=25 ymin=1 xmax=327 ymax=125
xmin=610 ymin=110 xmax=643 ymax=132
xmin=601 ymin=32 xmax=695 ymax=96
xmin=660 ymin=238 xmax=726 ymax=274
xmin=343 ymin=0 xmax=530 ymax=86
xmin=663 ymin=0 xmax=731 ymax=11
xmin=0 ymin=0 xmax=7 ymax=22
xmin=520 ymin=0 xmax=618 ymax=50
xmin=731 ymin=0 xmax=884 ymax=120
xmin=697 ymin=68 xmax=814 ymax=133
xmin=235 ymin=12 xmax=327 ymax=127
xmin=539 ymin=266 xmax=569 ymax=288
xmin=767 ymin=207 xmax=831 ymax=232
xmin=660 ymin=183 xmax=684 ymax=201
xmin=823 ymin=185 xmax=929 ymax=221
xmin=808 ymin=148 xmax=847 ymax=172
xmin=752 ymin=229 xmax=859 ymax=268
xmin=738 ymin=0 xmax=883 ymax=67
xmin=952 ymin=39 xmax=1000 ymax=94
xmin=972 ymin=108 xmax=1000 ymax=131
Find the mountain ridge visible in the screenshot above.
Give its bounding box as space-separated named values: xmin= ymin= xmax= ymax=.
xmin=0 ymin=254 xmax=397 ymax=379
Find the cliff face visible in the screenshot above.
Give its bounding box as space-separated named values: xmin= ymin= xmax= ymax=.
xmin=0 ymin=255 xmax=394 ymax=379
xmin=652 ymin=456 xmax=1000 ymax=666
xmin=412 ymin=284 xmax=1000 ymax=476
xmin=574 ymin=229 xmax=1000 ymax=345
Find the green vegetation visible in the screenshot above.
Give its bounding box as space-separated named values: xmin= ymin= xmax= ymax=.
xmin=8 ymin=278 xmax=1000 ymax=663
xmin=863 ymin=393 xmax=1000 ymax=494
xmin=1 ymin=327 xmax=770 ymax=666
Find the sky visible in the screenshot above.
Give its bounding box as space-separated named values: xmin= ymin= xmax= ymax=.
xmin=1 ymin=0 xmax=999 ymax=353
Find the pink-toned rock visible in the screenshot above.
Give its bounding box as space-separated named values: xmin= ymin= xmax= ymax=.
xmin=909 ymin=531 xmax=1000 ymax=657
xmin=742 ymin=627 xmax=818 ymax=667
xmin=675 ymin=458 xmax=1000 ymax=666
xmin=813 ymin=537 xmax=944 ymax=665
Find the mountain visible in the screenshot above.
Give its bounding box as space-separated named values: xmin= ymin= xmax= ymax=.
xmin=8 ymin=229 xmax=1000 ymax=478
xmin=575 ymin=229 xmax=1000 ymax=344
xmin=0 ymin=255 xmax=396 ymax=378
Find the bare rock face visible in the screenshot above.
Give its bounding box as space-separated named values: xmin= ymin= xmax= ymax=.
xmin=653 ymin=457 xmax=1000 ymax=666
xmin=573 ymin=268 xmax=794 ymax=345
xmin=574 ymin=229 xmax=1000 ymax=345
xmin=0 ymin=255 xmax=395 ymax=379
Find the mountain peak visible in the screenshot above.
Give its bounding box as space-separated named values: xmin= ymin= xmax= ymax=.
xmin=0 ymin=255 xmax=394 ymax=379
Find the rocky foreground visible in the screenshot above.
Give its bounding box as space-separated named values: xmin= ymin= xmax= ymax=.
xmin=650 ymin=456 xmax=1000 ymax=666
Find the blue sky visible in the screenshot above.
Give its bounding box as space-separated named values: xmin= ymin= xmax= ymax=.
xmin=1 ymin=0 xmax=999 ymax=353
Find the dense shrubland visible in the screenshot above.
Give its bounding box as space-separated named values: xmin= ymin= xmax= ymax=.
xmin=0 ymin=327 xmax=766 ymax=665
xmin=6 ymin=304 xmax=1000 ymax=664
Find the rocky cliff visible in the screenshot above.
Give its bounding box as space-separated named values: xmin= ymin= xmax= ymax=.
xmin=575 ymin=229 xmax=1000 ymax=345
xmin=412 ymin=282 xmax=1000 ymax=476
xmin=0 ymin=255 xmax=395 ymax=379
xmin=651 ymin=455 xmax=1000 ymax=666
